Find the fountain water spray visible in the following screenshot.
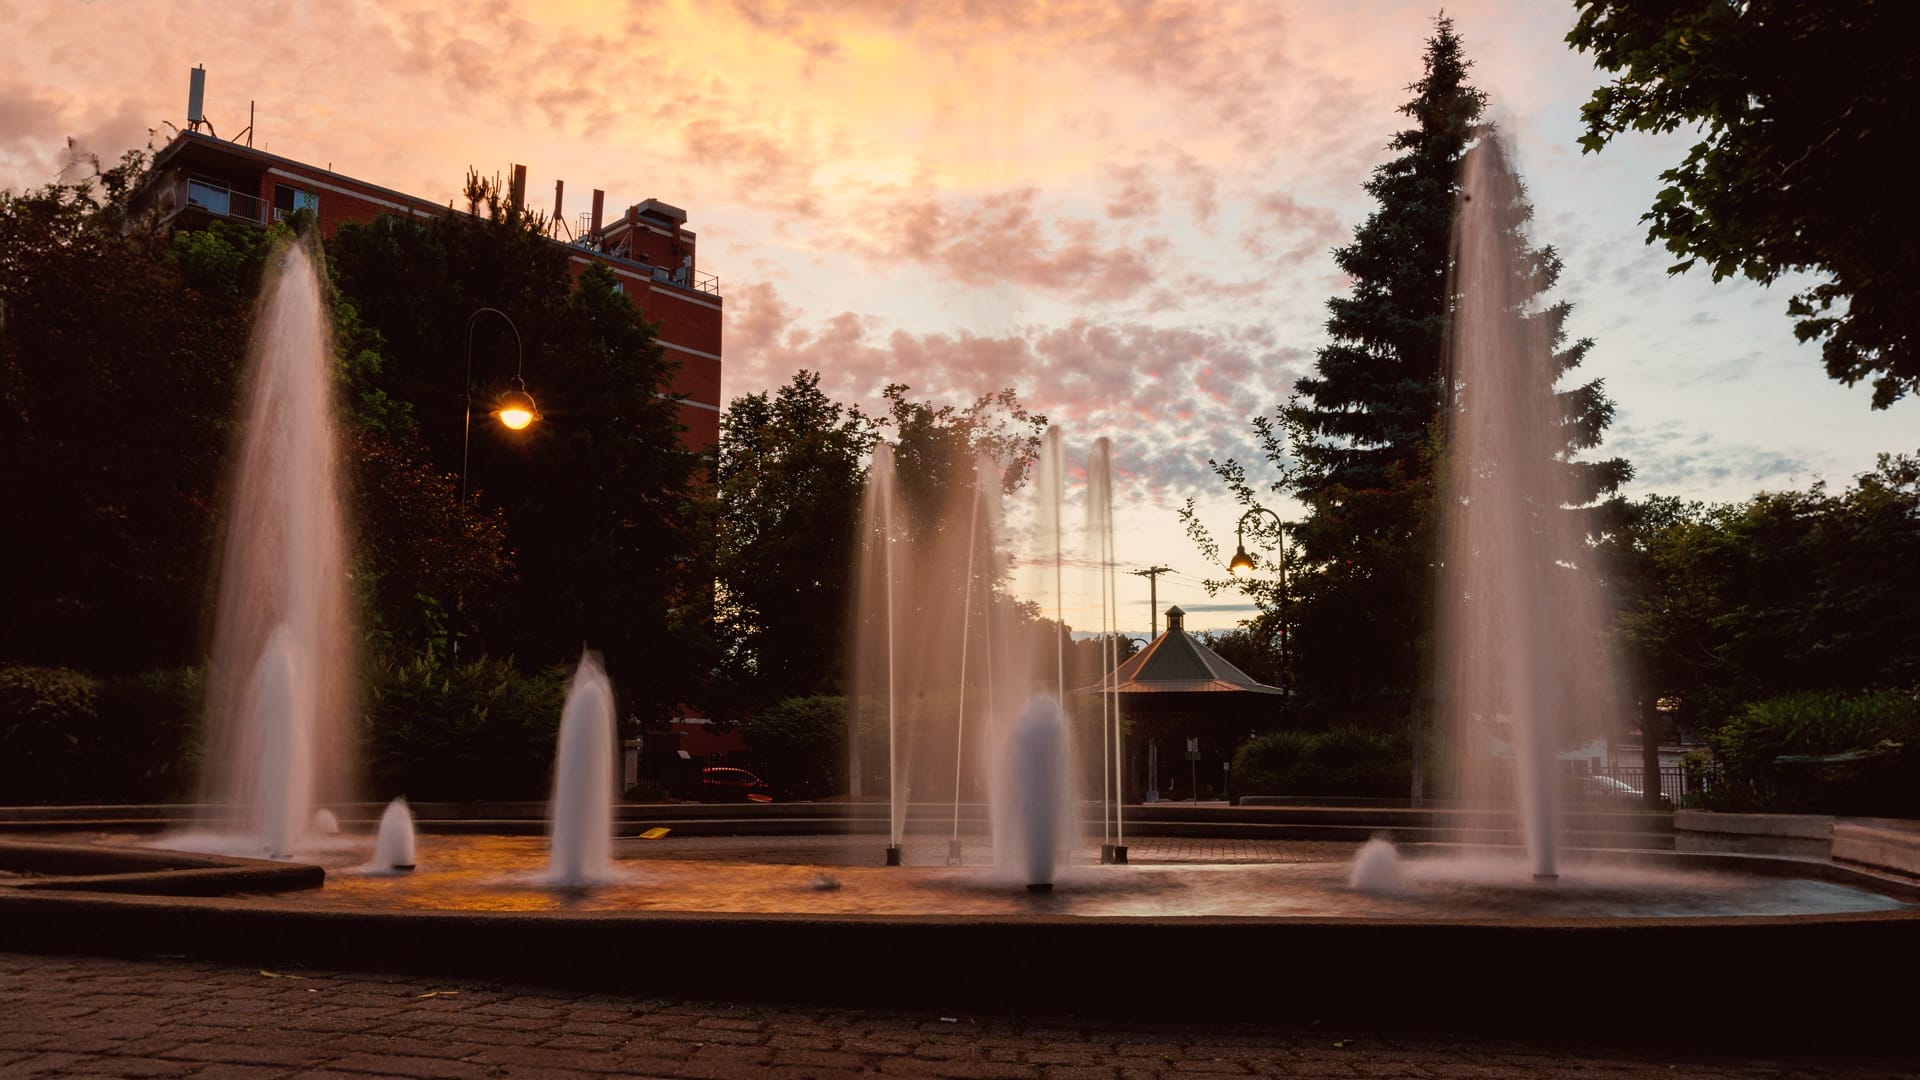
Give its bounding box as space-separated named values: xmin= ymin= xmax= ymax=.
xmin=192 ymin=242 xmax=352 ymax=859
xmin=372 ymin=797 xmax=416 ymax=872
xmin=1087 ymin=438 xmax=1125 ymax=864
xmin=546 ymin=652 xmax=616 ymax=887
xmin=1001 ymin=696 xmax=1073 ymax=891
xmin=854 ymin=426 xmax=1108 ymax=882
xmin=1439 ymin=133 xmax=1629 ymax=880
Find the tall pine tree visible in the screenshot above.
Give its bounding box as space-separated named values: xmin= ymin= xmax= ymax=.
xmin=1189 ymin=16 xmax=1630 ymax=733
xmin=1280 ymin=16 xmax=1488 ymax=725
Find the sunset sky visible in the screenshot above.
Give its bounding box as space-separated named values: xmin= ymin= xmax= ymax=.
xmin=4 ymin=0 xmax=1912 ymax=635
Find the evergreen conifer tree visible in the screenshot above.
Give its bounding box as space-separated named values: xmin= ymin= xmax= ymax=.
xmin=1188 ymin=16 xmax=1630 ymax=731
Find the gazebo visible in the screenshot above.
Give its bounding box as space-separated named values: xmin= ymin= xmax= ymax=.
xmin=1076 ymin=606 xmax=1284 ymax=802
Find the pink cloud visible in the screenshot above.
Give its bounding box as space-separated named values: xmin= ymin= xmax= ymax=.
xmin=723 ymin=282 xmax=1311 ymax=503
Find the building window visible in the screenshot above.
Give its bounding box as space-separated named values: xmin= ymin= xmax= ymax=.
xmin=187 ymin=176 xmax=233 ymax=216
xmin=273 ymin=184 xmax=319 ymax=222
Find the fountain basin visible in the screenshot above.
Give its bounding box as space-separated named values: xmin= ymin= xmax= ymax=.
xmin=3 ymin=830 xmax=1916 ymax=1032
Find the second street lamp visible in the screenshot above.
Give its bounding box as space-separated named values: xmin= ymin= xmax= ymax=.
xmin=1226 ymin=507 xmax=1292 ymax=702
xmin=460 ymin=307 xmax=540 ymax=504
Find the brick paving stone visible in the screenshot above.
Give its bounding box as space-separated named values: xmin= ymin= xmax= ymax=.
xmin=322 ymin=1053 xmax=490 ymax=1079
xmin=6 ymin=952 xmax=1920 ymax=1079
xmin=771 ymin=1049 xmax=866 ymax=1070
xmin=66 ymin=1056 xmax=195 ymax=1077
xmin=177 ymin=1065 xmax=295 ymax=1080
xmin=0 ymin=1052 xmax=92 ymax=1077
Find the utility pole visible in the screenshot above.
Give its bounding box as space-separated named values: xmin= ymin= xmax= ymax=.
xmin=1130 ymin=565 xmax=1173 ymax=639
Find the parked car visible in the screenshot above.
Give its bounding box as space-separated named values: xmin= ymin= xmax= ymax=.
xmin=699 ymin=767 xmax=773 ymax=803
xmin=1576 ymin=773 xmax=1671 ymax=809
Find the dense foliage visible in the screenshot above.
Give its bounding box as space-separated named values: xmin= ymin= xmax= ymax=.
xmin=0 ymin=664 xmax=201 ymax=804
xmin=0 ymin=158 xmax=246 ymax=673
xmin=1695 ymin=689 xmax=1919 ymax=815
xmin=360 ymin=655 xmax=571 ymax=802
xmin=1608 ymin=453 xmax=1920 ymax=727
xmin=1229 ymin=726 xmax=1413 ymax=800
xmin=1569 ymin=0 xmax=1920 ymax=407
xmin=327 ymin=176 xmax=709 ymax=718
xmin=715 ymin=373 xmax=877 ymax=708
xmin=736 ymin=694 xmax=848 ymax=800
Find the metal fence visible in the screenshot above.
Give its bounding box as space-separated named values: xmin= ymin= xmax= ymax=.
xmin=1593 ymin=765 xmax=1698 ymax=804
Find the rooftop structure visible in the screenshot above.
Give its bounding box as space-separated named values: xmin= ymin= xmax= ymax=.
xmin=131 ymin=72 xmax=721 ymax=450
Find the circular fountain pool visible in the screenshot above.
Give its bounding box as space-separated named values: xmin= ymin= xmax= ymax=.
xmin=262 ymin=834 xmax=1912 ymax=920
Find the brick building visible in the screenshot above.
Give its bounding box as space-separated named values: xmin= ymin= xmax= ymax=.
xmin=132 ymin=128 xmax=722 ymax=449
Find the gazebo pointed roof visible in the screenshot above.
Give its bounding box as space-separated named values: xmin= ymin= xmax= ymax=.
xmin=1075 ymin=606 xmax=1283 ymax=696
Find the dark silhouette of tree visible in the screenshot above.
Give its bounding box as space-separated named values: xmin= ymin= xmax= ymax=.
xmin=326 ymin=176 xmax=707 ymax=720
xmin=715 ymin=371 xmax=877 ymax=710
xmin=1185 ymin=17 xmax=1629 ymax=731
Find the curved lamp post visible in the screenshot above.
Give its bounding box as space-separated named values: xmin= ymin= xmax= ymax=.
xmin=1226 ymin=507 xmax=1292 ymax=701
xmin=460 ymin=307 xmax=540 ymax=504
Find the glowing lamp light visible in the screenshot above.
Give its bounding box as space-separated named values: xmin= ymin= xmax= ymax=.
xmin=1228 ymin=545 xmax=1257 ymax=578
xmin=495 ymin=384 xmax=539 ymax=431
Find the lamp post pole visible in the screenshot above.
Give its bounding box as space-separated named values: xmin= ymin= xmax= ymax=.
xmin=1227 ymin=508 xmax=1292 ymax=702
xmin=459 ymin=307 xmax=537 ymax=506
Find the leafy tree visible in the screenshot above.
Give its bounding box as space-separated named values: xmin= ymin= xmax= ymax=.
xmin=0 ymin=158 xmax=247 ymax=672
xmin=326 ymin=177 xmax=708 ymax=720
xmin=880 ymin=382 xmax=1048 ymax=538
xmin=1569 ymin=1 xmax=1920 ymax=407
xmin=738 ymin=693 xmax=848 ymax=799
xmin=1609 ymin=454 xmax=1920 ymax=730
xmin=715 ymin=371 xmax=877 ymax=708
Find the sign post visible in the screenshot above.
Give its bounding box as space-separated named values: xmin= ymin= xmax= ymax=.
xmin=1186 ymin=737 xmax=1201 ymax=803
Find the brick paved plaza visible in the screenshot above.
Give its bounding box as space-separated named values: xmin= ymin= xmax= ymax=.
xmin=5 ymin=951 xmax=1918 ymax=1079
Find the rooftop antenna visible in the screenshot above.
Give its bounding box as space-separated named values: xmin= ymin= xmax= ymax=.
xmin=186 ymin=66 xmax=207 ymax=134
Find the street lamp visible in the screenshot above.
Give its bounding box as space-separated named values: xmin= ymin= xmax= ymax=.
xmin=1225 ymin=507 xmax=1292 ymax=701
xmin=1227 ymin=507 xmax=1288 ymax=579
xmin=460 ymin=307 xmax=539 ymax=503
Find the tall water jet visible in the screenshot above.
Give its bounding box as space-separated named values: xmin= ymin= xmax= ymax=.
xmin=1085 ymin=438 xmax=1125 ymax=863
xmin=547 ymin=652 xmax=615 ymax=887
xmin=372 ymin=797 xmax=416 ymax=872
xmin=1438 ymin=134 xmax=1629 ymax=879
xmin=196 ymin=242 xmax=352 ymax=858
xmin=853 ymin=428 xmax=1075 ymax=873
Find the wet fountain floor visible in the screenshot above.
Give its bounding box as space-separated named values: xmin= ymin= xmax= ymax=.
xmin=223 ymin=833 xmax=1912 ymax=920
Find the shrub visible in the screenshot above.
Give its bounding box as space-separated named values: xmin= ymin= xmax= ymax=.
xmin=93 ymin=667 xmax=204 ymax=802
xmin=739 ymin=694 xmax=847 ymax=800
xmin=1232 ymin=724 xmax=1410 ymax=798
xmin=362 ymin=655 xmax=571 ymax=802
xmin=1703 ymin=689 xmax=1920 ymax=814
xmin=0 ymin=665 xmax=100 ymax=803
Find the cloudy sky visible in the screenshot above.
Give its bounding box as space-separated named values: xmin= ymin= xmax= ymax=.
xmin=4 ymin=0 xmax=1912 ymax=634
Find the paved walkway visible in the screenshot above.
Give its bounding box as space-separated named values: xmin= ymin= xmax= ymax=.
xmin=4 ymin=952 xmax=1916 ymax=1079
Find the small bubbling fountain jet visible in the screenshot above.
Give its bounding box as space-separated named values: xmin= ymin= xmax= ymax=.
xmin=1349 ymin=835 xmax=1407 ymax=894
xmin=999 ymin=697 xmax=1074 ymax=892
xmin=545 ymin=652 xmax=616 ymax=888
xmin=371 ymin=797 xmax=416 ymax=873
